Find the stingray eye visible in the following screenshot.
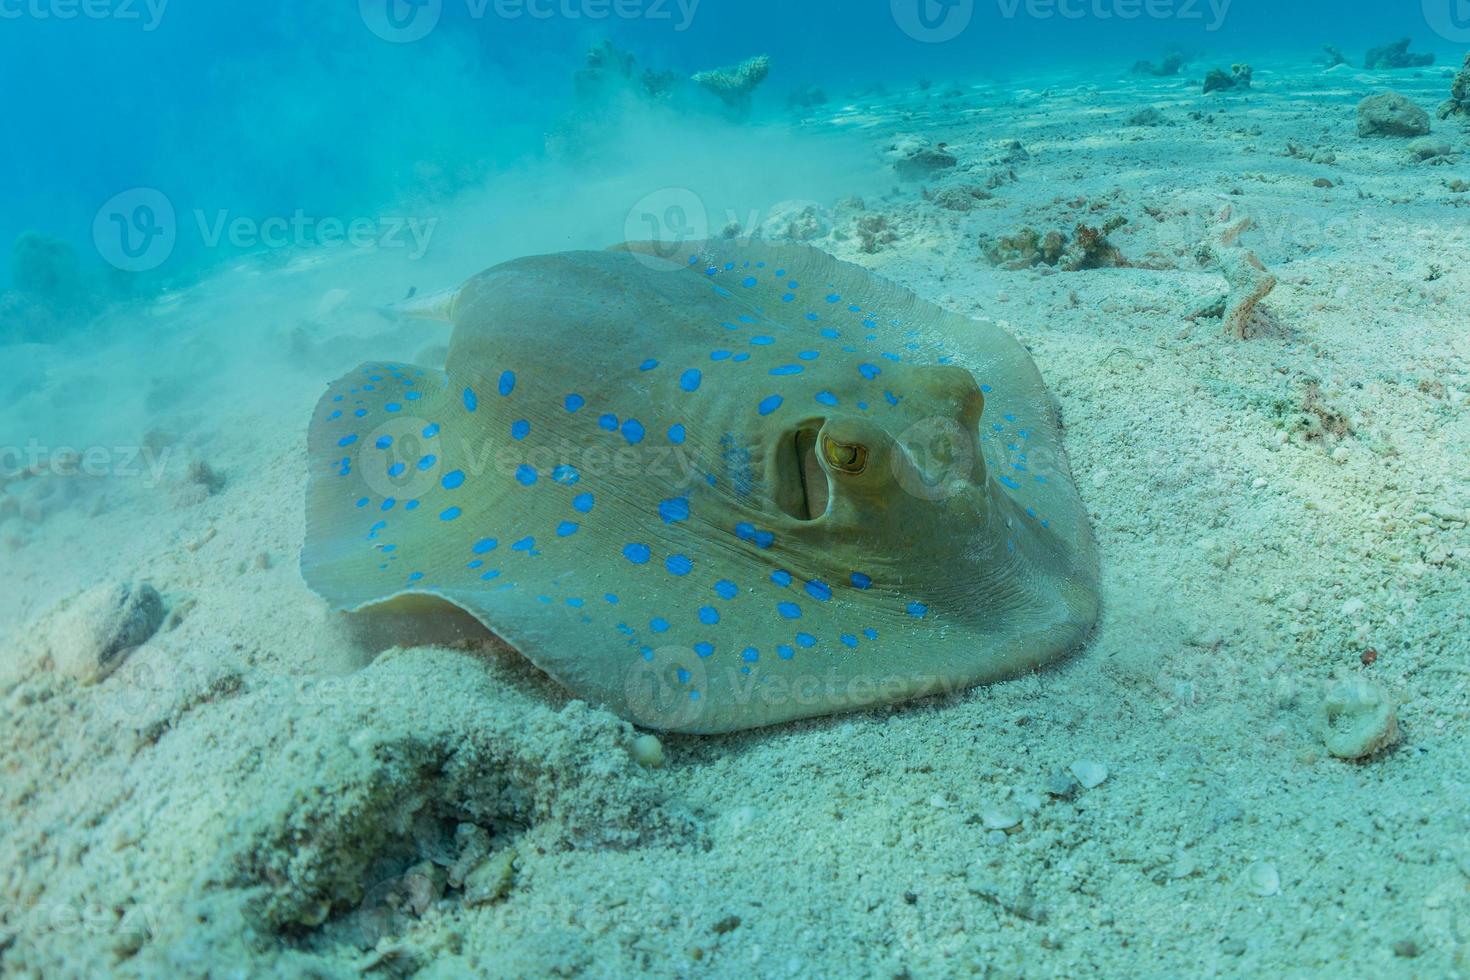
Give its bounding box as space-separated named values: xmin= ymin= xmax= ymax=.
xmin=821 ymin=436 xmax=869 ymax=475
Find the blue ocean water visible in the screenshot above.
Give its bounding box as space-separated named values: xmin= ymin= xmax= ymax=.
xmin=0 ymin=0 xmax=1461 ymax=295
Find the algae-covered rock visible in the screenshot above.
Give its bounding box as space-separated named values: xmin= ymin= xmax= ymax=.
xmin=1439 ymin=53 xmax=1470 ymax=121
xmin=1358 ymin=92 xmax=1432 ymax=137
xmin=1203 ymin=64 xmax=1252 ymax=94
xmin=1364 ymin=38 xmax=1434 ymax=71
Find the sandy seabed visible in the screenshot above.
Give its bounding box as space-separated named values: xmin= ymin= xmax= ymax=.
xmin=2 ymin=57 xmax=1468 ymax=977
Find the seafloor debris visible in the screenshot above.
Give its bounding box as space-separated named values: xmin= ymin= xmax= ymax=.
xmin=1357 ymin=91 xmax=1432 ymax=137
xmin=1320 ymin=44 xmax=1348 ymax=68
xmin=1203 ymin=64 xmax=1252 ymax=94
xmin=1190 ymin=206 xmax=1277 ymax=339
xmin=42 ymin=580 xmax=165 ymax=684
xmin=1364 ymin=37 xmax=1434 ymax=71
xmin=925 ymin=184 xmax=993 ymax=212
xmin=1409 ymin=138 xmax=1454 ymax=161
xmin=890 ymin=138 xmax=958 ymax=181
xmin=1127 ymin=106 xmax=1166 ymax=127
xmin=1439 ymin=53 xmax=1470 ymax=121
xmin=691 ymin=54 xmax=771 ymax=116
xmin=1132 ymin=51 xmax=1184 ymax=77
xmin=1318 ymin=678 xmax=1398 ymax=760
xmin=755 ymin=200 xmax=832 ymax=242
xmin=572 ymin=40 xmax=680 ymax=102
xmin=980 ymin=216 xmax=1128 ymax=271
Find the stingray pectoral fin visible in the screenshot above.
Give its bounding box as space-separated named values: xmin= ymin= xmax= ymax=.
xmin=301 ymin=360 xmax=454 ymax=611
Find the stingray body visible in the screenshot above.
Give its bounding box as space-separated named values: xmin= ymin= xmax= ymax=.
xmin=303 ymin=242 xmax=1098 ymax=733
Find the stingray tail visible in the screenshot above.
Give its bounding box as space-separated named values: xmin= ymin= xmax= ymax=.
xmin=386 ymin=285 xmax=461 ymax=324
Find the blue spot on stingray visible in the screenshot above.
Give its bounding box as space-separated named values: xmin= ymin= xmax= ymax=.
xmin=796 ymin=632 xmax=816 ymax=648
xmin=710 ymin=350 xmax=732 ymax=362
xmin=820 ymin=328 xmax=840 ymax=340
xmin=640 ymin=358 xmax=659 ymax=371
xmin=422 ymin=423 xmax=440 ymax=439
xmin=573 ymin=493 xmax=595 ymax=513
xmin=770 ymin=365 xmax=803 ymax=376
xmin=741 ymin=647 xmax=759 ymax=663
xmin=981 ymin=384 xmax=993 ymax=393
xmin=512 ymin=537 xmax=536 ymax=553
xmin=733 ymin=353 xmax=750 ymax=363
xmin=750 ymin=336 xmax=774 ymax=346
xmin=863 ymin=628 xmax=879 ymax=640
xmin=782 ymin=293 xmax=795 ymax=302
xmin=515 ymin=465 xmax=538 ymax=486
xmin=599 ymin=414 xmax=618 ymax=431
xmin=511 ymin=420 xmax=530 ymax=440
xmin=623 ymin=543 xmax=651 ymax=565
xmin=356 ymin=498 xmax=369 ymax=508
xmin=698 ymin=605 xmax=720 ymax=625
xmin=557 ymin=521 xmax=579 ymax=537
xmin=442 ymin=470 xmax=465 ymax=490
xmin=417 ymin=454 xmax=437 ymax=471
xmin=650 ymin=617 xmax=670 ymax=634
xmin=440 ymin=507 xmax=462 ymax=521
xmin=680 ymin=369 xmax=702 ymax=392
xmin=851 ymin=572 xmax=872 ymax=589
xmin=753 ymin=529 xmax=775 ymax=549
xmin=666 ymin=554 xmax=694 ymax=576
xmin=385 ymin=402 xmax=402 ymax=413
xmin=714 ymin=580 xmax=738 ymax=600
xmin=552 ymin=465 xmax=580 ymax=485
xmin=381 ymin=498 xmax=396 ymax=511
xmin=777 ymin=602 xmax=802 ymax=620
xmin=640 ymin=646 xmax=654 ymax=661
xmin=668 ymin=423 xmax=687 ymax=445
xmin=695 ymin=642 xmax=714 ymax=658
xmin=605 ymin=593 xmax=620 ymax=604
xmin=354 ymin=409 xmax=367 ymax=418
xmin=735 ymin=522 xmax=755 ymax=541
xmin=884 ymin=391 xmax=900 ymax=406
xmin=565 ymin=393 xmax=585 ymax=412
xmin=999 ymin=476 xmax=1021 ymax=490
xmin=659 ymin=497 xmax=690 ymax=524
xmin=463 ymin=388 xmax=478 ymax=412
xmin=805 ymin=580 xmax=833 ymax=602
xmin=798 ymin=350 xmax=820 ymax=361
xmin=408 ymin=572 xmax=424 ymax=582
xmin=473 ymin=538 xmax=498 ymax=554
xmin=405 ymin=500 xmax=420 ymax=511
xmin=777 ymin=645 xmax=795 ymax=661
xmin=815 ymin=391 xmax=838 ymax=407
xmin=758 ymin=395 xmax=784 ymax=416
xmin=907 ymin=601 xmax=929 ymax=619
xmin=858 ymin=363 xmax=881 ymax=380
xmin=375 ymin=435 xmax=393 ymax=449
xmin=742 ymin=276 xmax=757 ymax=287
xmin=826 ymin=293 xmax=841 ymax=303
xmin=387 ymin=462 xmax=406 ymax=477
xmin=621 ymin=419 xmax=645 ymax=445
xmin=405 ymin=391 xmax=421 ymax=401
xmin=841 ymin=633 xmax=858 ymax=649
xmin=338 ymin=435 xmax=358 ymax=447
xmin=498 ymin=371 xmax=516 ymax=396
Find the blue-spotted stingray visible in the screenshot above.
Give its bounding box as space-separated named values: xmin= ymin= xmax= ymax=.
xmin=303 ymin=241 xmax=1098 ymax=733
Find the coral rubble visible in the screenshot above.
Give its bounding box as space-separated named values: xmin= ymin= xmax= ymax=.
xmin=1203 ymin=64 xmax=1252 ymax=94
xmin=980 ymin=217 xmax=1128 ymax=271
xmin=1190 ymin=206 xmax=1276 ymax=339
xmin=1439 ymin=53 xmax=1470 ymax=121
xmin=1132 ymin=52 xmax=1185 ymax=77
xmin=1363 ymin=38 xmax=1434 ymax=70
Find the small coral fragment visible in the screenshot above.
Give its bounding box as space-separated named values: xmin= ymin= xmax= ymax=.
xmin=1190 ymin=206 xmax=1277 ymax=339
xmin=1438 ymin=53 xmax=1470 ymax=121
xmin=1203 ymin=64 xmax=1252 ymax=94
xmin=1363 ymin=37 xmax=1434 ymax=71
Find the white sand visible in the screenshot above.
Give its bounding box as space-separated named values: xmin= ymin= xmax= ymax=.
xmin=2 ymin=58 xmax=1468 ymax=977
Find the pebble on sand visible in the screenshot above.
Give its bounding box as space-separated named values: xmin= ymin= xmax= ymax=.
xmin=631 ymin=733 xmax=665 ymax=769
xmin=1357 ymin=92 xmax=1432 ymax=138
xmin=46 ymin=581 xmax=165 ymax=684
xmin=1069 ymin=760 xmax=1109 ymax=789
